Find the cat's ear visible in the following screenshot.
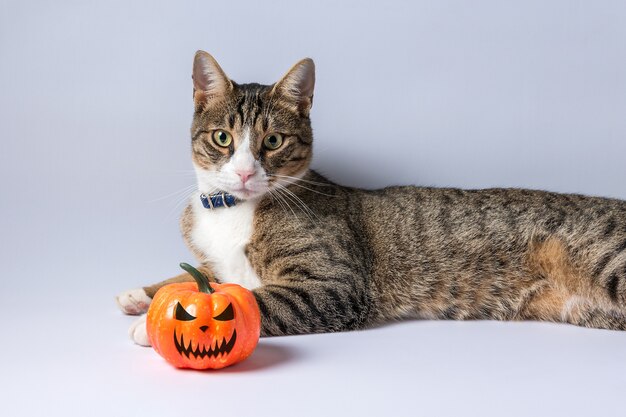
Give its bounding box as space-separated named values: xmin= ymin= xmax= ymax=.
xmin=272 ymin=58 xmax=315 ymax=115
xmin=192 ymin=51 xmax=232 ymax=106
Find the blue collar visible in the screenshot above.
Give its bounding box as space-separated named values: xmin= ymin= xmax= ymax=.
xmin=200 ymin=192 xmax=238 ymax=209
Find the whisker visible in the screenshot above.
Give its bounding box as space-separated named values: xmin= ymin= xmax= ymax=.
xmin=282 ymin=181 xmax=336 ymax=197
xmin=268 ymin=189 xmax=289 ymax=217
xmin=273 ymin=187 xmax=300 ymax=221
xmin=274 ymin=183 xmax=319 ymax=223
xmin=165 ymin=188 xmax=198 ymax=220
xmin=165 ymin=185 xmax=222 ymax=220
xmin=147 ymin=183 xmax=198 ymax=203
xmin=270 ymin=174 xmax=332 ymax=187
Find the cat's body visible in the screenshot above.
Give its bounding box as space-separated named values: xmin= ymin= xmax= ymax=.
xmin=186 ymin=192 xmax=262 ymax=289
xmin=118 ymin=51 xmax=626 ymax=344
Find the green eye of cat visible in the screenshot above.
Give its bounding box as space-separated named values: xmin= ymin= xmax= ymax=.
xmin=212 ymin=130 xmax=232 ymax=147
xmin=263 ymin=133 xmax=283 ymax=150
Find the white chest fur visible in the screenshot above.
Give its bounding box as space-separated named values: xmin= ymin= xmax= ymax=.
xmin=189 ymin=194 xmax=262 ymax=290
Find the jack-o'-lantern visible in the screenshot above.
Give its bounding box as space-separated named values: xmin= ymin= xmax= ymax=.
xmin=146 ymin=263 xmax=261 ymax=369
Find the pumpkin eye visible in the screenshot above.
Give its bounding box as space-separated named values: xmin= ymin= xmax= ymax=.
xmin=213 ymin=303 xmax=234 ymax=321
xmin=175 ymin=302 xmax=196 ymax=321
xmin=212 ymin=130 xmax=232 ymax=147
xmin=263 ymin=133 xmax=283 ymax=150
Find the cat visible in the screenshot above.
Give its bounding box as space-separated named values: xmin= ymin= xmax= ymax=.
xmin=117 ymin=50 xmax=626 ymax=346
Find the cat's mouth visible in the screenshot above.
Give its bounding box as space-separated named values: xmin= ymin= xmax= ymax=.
xmin=173 ymin=329 xmax=237 ymax=359
xmin=231 ymin=187 xmax=255 ymax=197
xmin=228 ymin=186 xmax=268 ymax=200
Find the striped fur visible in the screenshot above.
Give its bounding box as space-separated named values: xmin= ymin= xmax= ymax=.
xmin=137 ymin=51 xmax=626 ymax=337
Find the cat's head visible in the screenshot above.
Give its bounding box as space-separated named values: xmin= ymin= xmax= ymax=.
xmin=190 ymin=51 xmax=315 ymax=201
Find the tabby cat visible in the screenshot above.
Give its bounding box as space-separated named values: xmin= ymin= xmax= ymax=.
xmin=117 ymin=50 xmax=626 ymax=346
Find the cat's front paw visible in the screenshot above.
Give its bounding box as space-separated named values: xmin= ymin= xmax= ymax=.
xmin=129 ymin=315 xmax=151 ymax=346
xmin=116 ymin=288 xmax=152 ymax=315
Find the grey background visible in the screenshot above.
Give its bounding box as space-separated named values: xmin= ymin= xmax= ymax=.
xmin=1 ymin=1 xmax=626 ymax=416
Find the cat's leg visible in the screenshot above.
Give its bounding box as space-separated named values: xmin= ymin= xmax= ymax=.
xmin=252 ymin=278 xmax=369 ymax=336
xmin=117 ymin=266 xmax=215 ymax=346
xmin=563 ymin=298 xmax=626 ymax=330
xmin=518 ymin=236 xmax=626 ymax=330
xmin=116 ymin=272 xmax=192 ymax=315
xmin=118 ymin=273 xmax=192 ymax=346
xmin=128 ymin=278 xmax=368 ymax=342
xmin=588 ymin=246 xmax=626 ymax=311
xmin=519 ymin=289 xmax=626 ymax=330
xmin=115 ymin=288 xmax=153 ymax=315
xmin=116 ymin=265 xmax=214 ymax=315
xmin=128 ymin=315 xmax=150 ymax=346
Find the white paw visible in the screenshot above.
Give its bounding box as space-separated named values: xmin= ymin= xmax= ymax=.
xmin=129 ymin=315 xmax=151 ymax=347
xmin=116 ymin=288 xmax=152 ymax=315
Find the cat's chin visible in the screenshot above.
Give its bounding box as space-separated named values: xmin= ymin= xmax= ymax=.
xmin=228 ymin=187 xmax=266 ymax=201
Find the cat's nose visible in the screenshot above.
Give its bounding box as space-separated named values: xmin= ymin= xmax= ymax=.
xmin=236 ymin=169 xmax=255 ymax=184
xmin=199 ymin=325 xmax=209 ymax=332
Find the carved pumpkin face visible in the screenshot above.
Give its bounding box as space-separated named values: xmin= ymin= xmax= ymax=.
xmin=146 ymin=264 xmax=260 ymax=369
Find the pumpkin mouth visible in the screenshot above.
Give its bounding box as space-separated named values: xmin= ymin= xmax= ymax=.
xmin=173 ymin=329 xmax=237 ymax=360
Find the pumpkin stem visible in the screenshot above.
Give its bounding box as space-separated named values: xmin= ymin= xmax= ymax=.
xmin=179 ymin=263 xmax=214 ymax=294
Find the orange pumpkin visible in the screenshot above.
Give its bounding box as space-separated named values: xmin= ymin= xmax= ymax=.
xmin=146 ymin=263 xmax=261 ymax=369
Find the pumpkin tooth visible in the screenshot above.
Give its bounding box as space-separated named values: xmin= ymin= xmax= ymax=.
xmin=225 ymin=329 xmax=237 ymax=353
xmin=179 ymin=333 xmax=191 ymax=358
xmin=226 ymin=330 xmax=237 ymax=353
xmin=174 ymin=330 xmax=180 ymax=350
xmin=174 ymin=330 xmax=186 ymax=357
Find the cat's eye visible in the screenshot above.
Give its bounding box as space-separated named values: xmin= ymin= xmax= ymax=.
xmin=213 ymin=303 xmax=235 ymax=321
xmin=175 ymin=302 xmax=196 ymax=321
xmin=212 ymin=130 xmax=232 ymax=147
xmin=263 ymin=133 xmax=283 ymax=150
